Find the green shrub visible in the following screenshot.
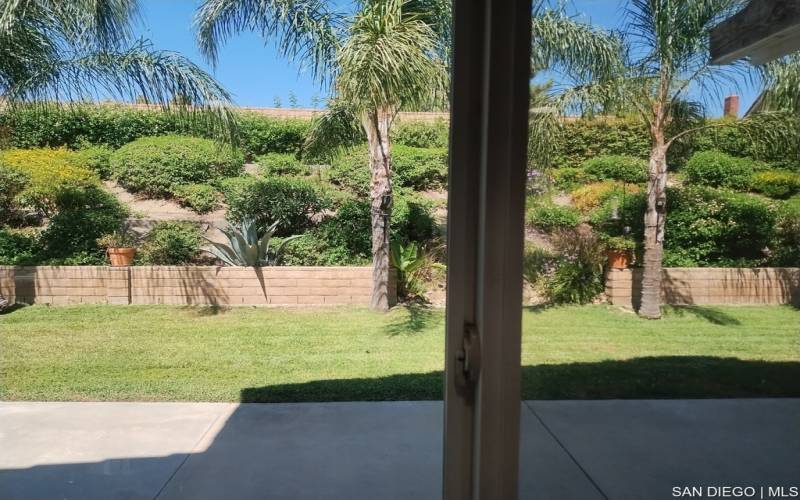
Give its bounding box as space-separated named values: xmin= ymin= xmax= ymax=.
xmin=139 ymin=221 xmax=201 ymax=265
xmin=582 ymin=155 xmax=648 ymax=183
xmin=74 ymin=145 xmax=114 ymax=179
xmin=322 ymin=194 xmax=434 ymax=255
xmin=220 ymin=176 xmax=328 ymax=235
xmin=38 ymin=186 xmax=128 ymax=262
xmin=0 ymin=227 xmax=40 ymax=265
xmin=750 ymin=170 xmax=800 ymax=199
xmin=110 ymin=135 xmax=243 ymax=196
xmin=0 ymin=148 xmax=99 ymax=215
xmin=772 ymin=197 xmax=800 ymax=266
xmin=682 ymin=151 xmax=758 ymax=189
xmin=551 ymin=167 xmax=594 ymax=189
xmin=280 ymin=231 xmax=369 ymax=266
xmin=236 ymin=113 xmax=310 ymax=158
xmin=329 ymin=145 xmax=448 ymax=195
xmin=1 ymin=105 xmax=311 ymax=158
xmin=256 ymin=152 xmax=307 ymax=176
xmin=392 ymin=145 xmax=448 ymax=191
xmin=664 ymin=187 xmax=775 ymax=267
xmin=526 ymin=203 xmax=580 ymax=231
xmin=522 ymin=245 xmax=556 ymax=285
xmin=328 ymin=147 xmax=371 ymax=196
xmin=571 ymin=181 xmax=641 ymax=213
xmin=542 ymin=229 xmax=606 ymax=304
xmin=172 ymin=184 xmax=220 ymax=214
xmin=391 ymin=120 xmax=449 ymax=148
xmin=0 ymin=165 xmax=30 ymax=225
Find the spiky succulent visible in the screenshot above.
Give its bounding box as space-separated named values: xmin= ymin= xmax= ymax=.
xmin=205 ymin=218 xmax=301 ymax=266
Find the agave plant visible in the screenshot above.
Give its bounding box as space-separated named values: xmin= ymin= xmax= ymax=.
xmin=205 ymin=219 xmax=301 ymax=267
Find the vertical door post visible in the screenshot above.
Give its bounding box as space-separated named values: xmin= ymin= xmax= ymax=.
xmin=443 ymin=0 xmax=532 ymax=498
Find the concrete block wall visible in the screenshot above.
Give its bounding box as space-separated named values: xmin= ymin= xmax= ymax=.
xmin=0 ymin=266 xmax=396 ymax=307
xmin=606 ymin=268 xmax=800 ymax=308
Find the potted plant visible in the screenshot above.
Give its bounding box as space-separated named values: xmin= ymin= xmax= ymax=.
xmin=604 ymin=236 xmax=636 ymax=269
xmin=97 ymin=229 xmax=138 ymax=266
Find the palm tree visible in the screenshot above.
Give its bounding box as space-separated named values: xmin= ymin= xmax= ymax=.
xmin=196 ymin=0 xmax=621 ymax=310
xmin=196 ymin=0 xmax=446 ymax=311
xmin=555 ymin=0 xmax=755 ymax=319
xmin=0 ymin=0 xmax=235 ymax=136
xmin=0 ymin=0 xmax=235 ymax=311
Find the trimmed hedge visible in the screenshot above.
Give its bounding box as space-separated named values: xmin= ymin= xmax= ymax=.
xmin=3 ymin=106 xmax=798 ymax=171
xmin=581 ymin=155 xmax=648 ymax=183
xmin=39 ymin=186 xmax=129 ymax=264
xmin=751 ymin=170 xmax=800 ymax=199
xmin=592 ymin=186 xmax=776 ymax=267
xmin=172 ymin=184 xmax=220 ymax=214
xmin=329 ymin=144 xmax=448 ymax=195
xmin=139 ymin=221 xmax=202 ymax=265
xmin=281 ymin=194 xmax=436 ymax=265
xmin=773 ymin=197 xmax=800 ymax=266
xmin=110 ymin=135 xmax=243 ymax=196
xmin=220 ymin=176 xmax=328 ymax=235
xmin=682 ymin=150 xmax=760 ymax=190
xmin=390 ymin=120 xmax=449 ymax=148
xmin=0 ymin=148 xmax=98 ymax=215
xmin=0 ymin=105 xmax=309 ymax=158
xmin=0 ymin=165 xmax=30 ymax=225
xmin=256 ymin=152 xmax=307 ymax=176
xmin=526 ymin=203 xmax=581 ymax=231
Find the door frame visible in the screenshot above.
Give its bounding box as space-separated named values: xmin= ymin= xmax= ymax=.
xmin=443 ymin=0 xmax=533 ymax=498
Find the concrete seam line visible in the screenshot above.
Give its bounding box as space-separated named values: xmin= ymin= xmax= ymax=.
xmin=152 ymin=405 xmax=233 ymax=500
xmin=524 ymin=401 xmax=611 ymax=500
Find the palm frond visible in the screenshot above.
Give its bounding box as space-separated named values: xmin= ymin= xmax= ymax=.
xmin=335 ymin=0 xmax=448 ymax=114
xmin=302 ymin=99 xmax=364 ymax=160
xmin=758 ymin=54 xmax=800 ymax=114
xmin=194 ymin=0 xmax=342 ymax=85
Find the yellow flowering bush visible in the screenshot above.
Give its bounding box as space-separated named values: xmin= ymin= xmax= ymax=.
xmin=0 ymin=148 xmax=98 ymax=215
xmin=570 ymin=181 xmax=641 ymax=213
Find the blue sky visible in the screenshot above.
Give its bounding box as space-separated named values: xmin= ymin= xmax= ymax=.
xmin=134 ymin=0 xmax=757 ymax=115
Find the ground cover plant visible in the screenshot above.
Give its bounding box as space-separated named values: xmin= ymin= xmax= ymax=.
xmin=1 ymin=304 xmax=797 ymax=401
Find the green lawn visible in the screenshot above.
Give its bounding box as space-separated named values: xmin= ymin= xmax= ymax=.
xmin=1 ymin=304 xmax=798 ymax=401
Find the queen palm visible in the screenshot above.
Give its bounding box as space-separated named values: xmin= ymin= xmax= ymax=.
xmin=196 ymin=0 xmax=621 ymax=310
xmin=0 ymin=1 xmax=234 ymax=130
xmin=553 ymin=0 xmax=756 ymax=319
xmin=0 ymin=0 xmax=234 ymax=311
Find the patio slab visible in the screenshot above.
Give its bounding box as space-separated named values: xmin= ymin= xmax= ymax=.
xmin=1 ymin=399 xmax=798 ymax=499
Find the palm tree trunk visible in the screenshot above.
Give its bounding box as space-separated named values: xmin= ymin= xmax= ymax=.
xmin=639 ymin=142 xmax=668 ymax=319
xmin=362 ymin=107 xmax=393 ymax=311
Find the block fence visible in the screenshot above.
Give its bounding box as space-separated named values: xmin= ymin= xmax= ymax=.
xmin=606 ymin=268 xmax=800 ymax=308
xmin=0 ymin=266 xmax=396 ymax=307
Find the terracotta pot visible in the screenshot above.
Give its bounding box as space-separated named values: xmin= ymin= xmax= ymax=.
xmin=607 ymin=249 xmax=630 ymax=270
xmin=108 ymin=247 xmax=136 ymax=267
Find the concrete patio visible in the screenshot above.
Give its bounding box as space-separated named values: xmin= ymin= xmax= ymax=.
xmin=1 ymin=399 xmax=798 ymax=499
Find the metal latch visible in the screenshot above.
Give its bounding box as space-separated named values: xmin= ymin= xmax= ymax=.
xmin=456 ymin=323 xmax=481 ymax=384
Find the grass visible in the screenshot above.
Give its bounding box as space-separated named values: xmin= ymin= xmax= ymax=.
xmin=1 ymin=304 xmax=798 ymax=401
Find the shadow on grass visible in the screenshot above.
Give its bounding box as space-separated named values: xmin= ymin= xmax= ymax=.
xmin=664 ymin=306 xmax=741 ymax=326
xmin=179 ymin=305 xmax=232 ymax=316
xmin=384 ymin=303 xmax=440 ymax=336
xmin=0 ymin=303 xmax=27 ymax=315
xmin=240 ymin=356 xmax=800 ymax=402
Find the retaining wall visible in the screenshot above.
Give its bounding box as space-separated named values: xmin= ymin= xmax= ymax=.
xmin=606 ymin=268 xmax=800 ymax=307
xmin=0 ymin=266 xmax=396 ymax=307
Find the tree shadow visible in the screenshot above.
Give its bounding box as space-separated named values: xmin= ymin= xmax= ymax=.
xmin=384 ymin=303 xmax=441 ymax=336
xmin=0 ymin=303 xmax=27 ymax=315
xmin=179 ymin=305 xmax=232 ymax=316
xmin=240 ymin=356 xmax=800 ymax=402
xmin=664 ymin=305 xmax=741 ymax=325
